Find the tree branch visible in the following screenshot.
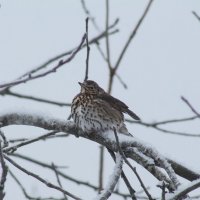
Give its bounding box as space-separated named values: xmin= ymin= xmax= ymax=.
xmin=192 ymin=11 xmax=200 ymax=22
xmin=3 ymin=131 xmax=59 ymax=153
xmin=167 ymin=179 xmax=200 ymax=200
xmin=181 ymin=96 xmax=200 ymax=118
xmin=114 ymin=0 xmax=154 ymax=72
xmin=0 ymin=141 xmax=8 ymax=200
xmin=1 ymin=112 xmax=198 ymax=185
xmin=84 ymin=18 xmax=90 ymax=81
xmin=95 ymin=153 xmax=123 ymax=200
xmin=0 ymin=34 xmax=87 ymax=90
xmin=4 ymin=155 xmax=82 ymax=200
xmin=1 ymin=89 xmax=71 ymax=107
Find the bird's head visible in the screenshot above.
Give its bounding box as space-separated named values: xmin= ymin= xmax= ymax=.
xmin=79 ymin=80 xmax=105 ymax=95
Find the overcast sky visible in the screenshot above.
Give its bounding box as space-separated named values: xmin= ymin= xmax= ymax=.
xmin=1 ymin=0 xmax=200 ymax=199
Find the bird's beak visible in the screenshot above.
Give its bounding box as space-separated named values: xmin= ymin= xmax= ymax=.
xmin=78 ymin=82 xmax=85 ymax=87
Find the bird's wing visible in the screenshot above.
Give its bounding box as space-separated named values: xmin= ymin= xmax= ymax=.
xmin=92 ymin=98 xmax=124 ymax=122
xmin=98 ymin=93 xmax=140 ymax=120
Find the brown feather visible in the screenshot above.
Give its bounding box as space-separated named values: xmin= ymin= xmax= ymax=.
xmin=98 ymin=93 xmax=140 ymax=120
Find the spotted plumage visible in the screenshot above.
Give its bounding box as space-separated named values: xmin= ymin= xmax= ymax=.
xmin=71 ymin=80 xmax=140 ymax=135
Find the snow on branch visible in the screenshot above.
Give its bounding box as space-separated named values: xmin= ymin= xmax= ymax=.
xmin=95 ymin=153 xmax=123 ymax=200
xmin=166 ymin=178 xmax=200 ymax=200
xmin=0 ymin=111 xmax=200 ymax=194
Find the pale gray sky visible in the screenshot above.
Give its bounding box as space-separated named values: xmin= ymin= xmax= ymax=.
xmin=1 ymin=0 xmax=200 ymax=199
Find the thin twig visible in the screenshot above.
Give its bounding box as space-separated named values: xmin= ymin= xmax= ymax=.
xmin=126 ymin=117 xmax=200 ymax=137
xmin=192 ymin=11 xmax=200 ymax=22
xmin=52 ymin=163 xmax=68 ymax=200
xmin=95 ymin=42 xmax=128 ymax=89
xmin=0 ymin=34 xmax=87 ymax=90
xmin=84 ymin=18 xmax=90 ymax=81
xmin=3 ymin=131 xmax=58 ymax=153
xmin=81 ymin=0 xmax=101 ymax=31
xmin=4 ymin=155 xmax=82 ymax=200
xmin=105 ymin=0 xmax=112 ymax=70
xmin=11 ymin=153 xmax=134 ymax=199
xmin=0 ymin=130 xmax=8 ymax=148
xmin=98 ymin=145 xmax=104 ymax=193
xmin=0 ymin=141 xmax=8 ymax=200
xmin=107 ymin=0 xmax=154 ymax=93
xmin=2 ymin=89 xmax=70 ymax=107
xmin=98 ymin=0 xmax=113 ymax=188
xmin=16 ymin=21 xmax=118 ymax=82
xmin=181 ymin=96 xmax=200 ymax=117
xmin=114 ymin=0 xmax=154 ymax=72
xmin=9 ymin=170 xmax=64 ymax=200
xmin=161 ymin=182 xmax=166 ymax=200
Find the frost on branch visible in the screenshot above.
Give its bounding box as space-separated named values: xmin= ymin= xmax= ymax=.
xmin=166 ymin=178 xmax=200 ymax=200
xmin=95 ymin=153 xmax=123 ymax=200
xmin=1 ymin=111 xmax=200 ymax=197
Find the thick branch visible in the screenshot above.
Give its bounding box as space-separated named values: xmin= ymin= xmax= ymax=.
xmin=95 ymin=153 xmax=123 ymax=200
xmin=167 ymin=179 xmax=200 ymax=200
xmin=1 ymin=112 xmax=199 ymax=183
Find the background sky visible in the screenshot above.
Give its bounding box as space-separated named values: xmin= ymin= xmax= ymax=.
xmin=0 ymin=0 xmax=200 ymax=199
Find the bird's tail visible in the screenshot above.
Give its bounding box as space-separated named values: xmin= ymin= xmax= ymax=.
xmin=126 ymin=109 xmax=140 ymax=120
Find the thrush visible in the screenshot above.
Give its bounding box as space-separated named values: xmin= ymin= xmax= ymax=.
xmin=71 ymin=80 xmax=140 ymax=135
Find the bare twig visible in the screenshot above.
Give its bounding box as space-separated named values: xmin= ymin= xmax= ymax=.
xmin=181 ymin=96 xmax=200 ymax=117
xmin=84 ymin=18 xmax=90 ymax=81
xmin=0 ymin=23 xmax=119 ymax=92
xmin=81 ymin=0 xmax=101 ymax=31
xmin=11 ymin=153 xmax=134 ymax=199
xmin=126 ymin=116 xmax=200 ymax=137
xmin=0 ymin=130 xmax=8 ymax=148
xmin=95 ymin=40 xmax=128 ymax=89
xmin=3 ymin=131 xmax=58 ymax=153
xmin=11 ymin=153 xmax=67 ymax=170
xmin=0 ymin=141 xmax=8 ymax=200
xmin=161 ymin=181 xmax=166 ymax=200
xmin=98 ymin=145 xmax=104 ymax=193
xmin=192 ymin=11 xmax=200 ymax=22
xmin=2 ymin=89 xmax=70 ymax=107
xmin=9 ymin=170 xmax=64 ymax=200
xmin=0 ymin=34 xmax=87 ymax=90
xmin=114 ymin=0 xmax=154 ymax=72
xmin=107 ymin=0 xmax=154 ymax=93
xmin=98 ymin=0 xmax=114 ymax=189
xmin=4 ymin=155 xmax=82 ymax=200
xmin=16 ymin=20 xmax=118 ymax=82
xmin=52 ymin=163 xmax=68 ymax=200
xmin=105 ymin=0 xmax=112 ymax=70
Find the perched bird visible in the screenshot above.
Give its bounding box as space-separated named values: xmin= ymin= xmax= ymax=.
xmin=71 ymin=80 xmax=140 ymax=135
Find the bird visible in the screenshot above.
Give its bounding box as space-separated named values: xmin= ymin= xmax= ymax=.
xmin=71 ymin=80 xmax=140 ymax=135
